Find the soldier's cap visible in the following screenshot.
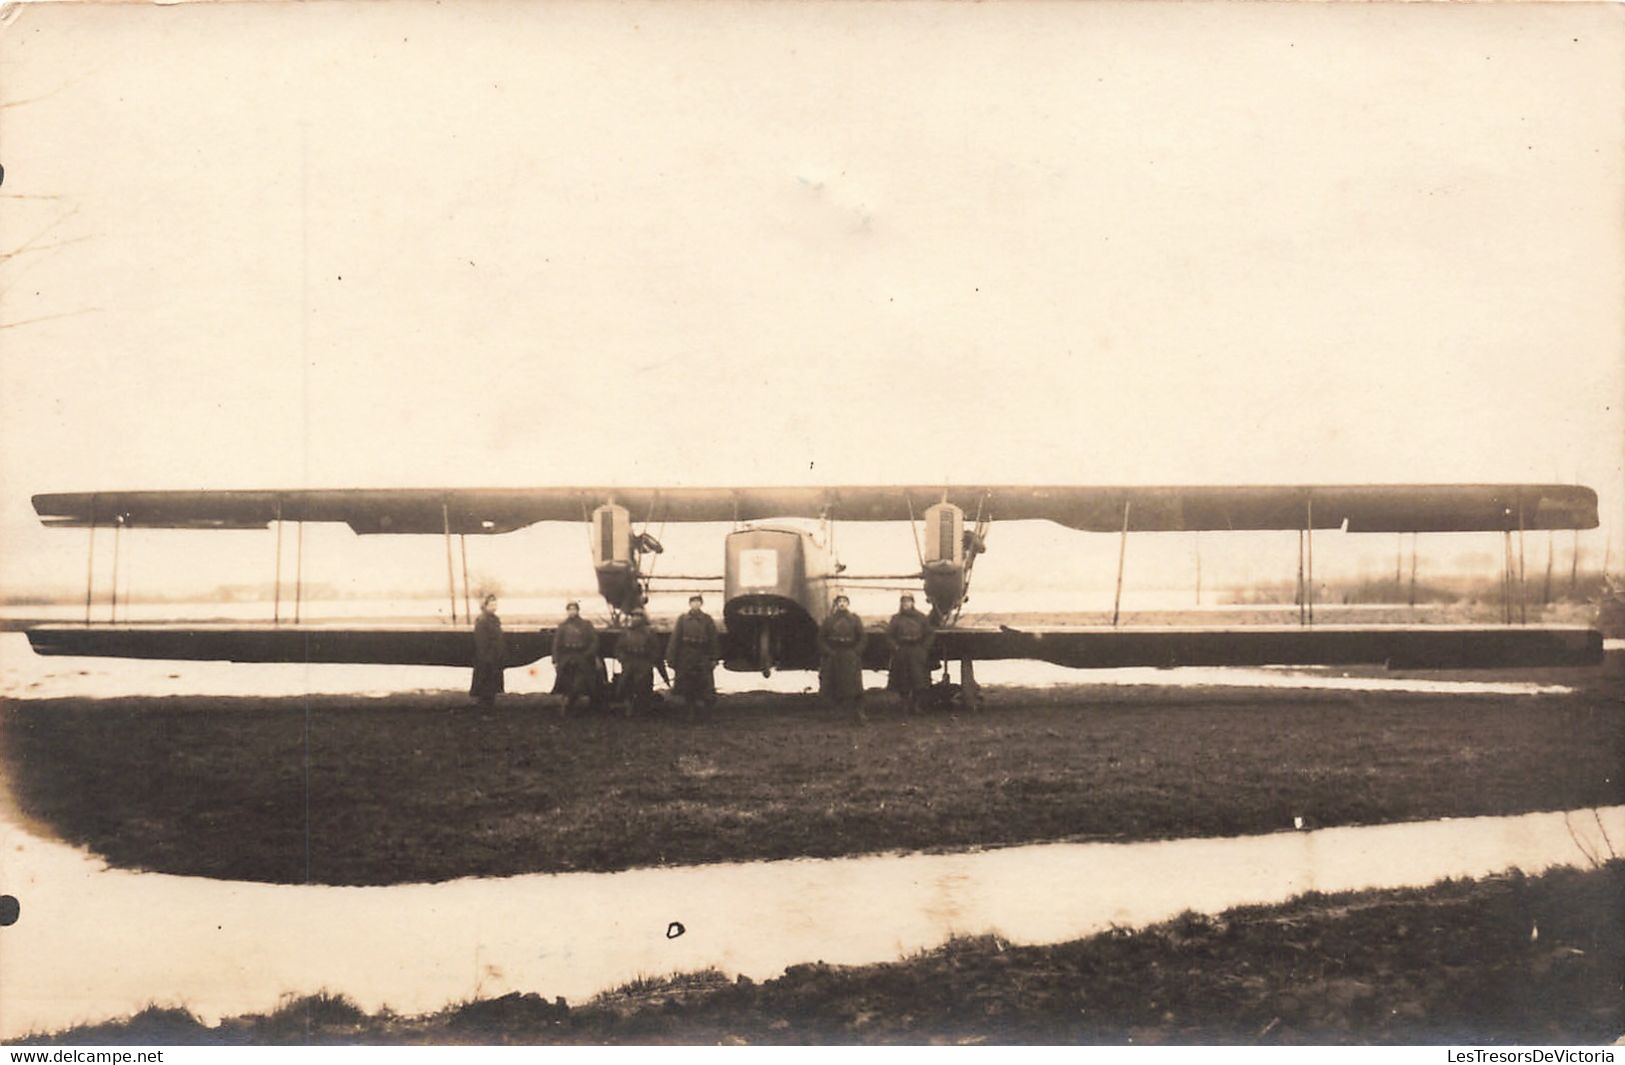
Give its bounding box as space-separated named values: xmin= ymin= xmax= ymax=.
xmin=834 ymin=594 xmax=850 ymax=605
xmin=566 ymin=600 xmax=580 ymax=610
xmin=899 ymin=593 xmax=915 ymax=603
xmin=688 ymin=595 xmax=704 ymax=605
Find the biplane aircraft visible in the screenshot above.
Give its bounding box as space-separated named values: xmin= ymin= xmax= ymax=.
xmin=23 ymin=484 xmax=1605 ymax=701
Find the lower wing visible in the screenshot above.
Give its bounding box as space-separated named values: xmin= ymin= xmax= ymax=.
xmin=927 ymin=624 xmax=1603 ymax=670
xmin=23 ymin=624 xmax=557 ymax=668
xmin=23 ymin=622 xmax=1602 ymax=671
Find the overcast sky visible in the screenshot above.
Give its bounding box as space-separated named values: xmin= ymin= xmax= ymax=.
xmin=1 ymin=1 xmax=1619 ymax=601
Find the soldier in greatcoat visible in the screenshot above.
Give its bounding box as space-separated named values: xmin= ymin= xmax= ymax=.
xmin=551 ymin=601 xmax=601 ymax=717
xmin=666 ymin=595 xmax=720 ymax=720
xmin=818 ymin=594 xmax=868 ymax=722
xmin=614 ymin=608 xmax=664 ymax=718
xmin=885 ymin=592 xmax=935 ymax=715
xmin=470 ymin=594 xmax=507 ymax=706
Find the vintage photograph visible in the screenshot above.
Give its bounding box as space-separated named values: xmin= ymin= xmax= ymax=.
xmin=1 ymin=0 xmax=1621 ymax=1047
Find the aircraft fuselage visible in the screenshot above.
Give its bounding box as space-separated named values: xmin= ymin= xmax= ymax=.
xmin=721 ymin=523 xmax=842 ymax=672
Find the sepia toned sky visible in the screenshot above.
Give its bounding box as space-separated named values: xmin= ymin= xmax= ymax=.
xmin=1 ymin=1 xmax=1620 ymax=599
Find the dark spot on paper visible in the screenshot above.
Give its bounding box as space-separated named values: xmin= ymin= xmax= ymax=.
xmin=666 ymin=921 xmax=685 ymax=939
xmin=0 ymin=895 xmax=18 ymax=926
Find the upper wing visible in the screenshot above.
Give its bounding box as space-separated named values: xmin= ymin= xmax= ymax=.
xmin=31 ymin=484 xmax=1599 ymax=533
xmin=927 ymin=624 xmax=1603 ymax=670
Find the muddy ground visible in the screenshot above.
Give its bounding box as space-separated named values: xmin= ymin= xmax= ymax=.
xmin=2 ymin=655 xmax=1619 ymax=884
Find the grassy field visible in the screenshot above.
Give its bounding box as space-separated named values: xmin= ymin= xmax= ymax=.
xmin=21 ymin=861 xmax=1623 ymax=1045
xmin=2 ymin=659 xmax=1620 ymax=885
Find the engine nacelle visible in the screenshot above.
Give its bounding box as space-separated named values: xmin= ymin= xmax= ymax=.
xmin=590 ymin=503 xmax=645 ymax=612
xmin=921 ymin=502 xmax=966 ymax=618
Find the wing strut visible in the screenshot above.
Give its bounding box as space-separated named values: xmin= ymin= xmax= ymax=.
xmin=1517 ymin=498 xmax=1528 ymax=625
xmin=460 ymin=532 xmax=472 ymax=623
xmin=441 ymin=501 xmax=458 ymax=625
xmin=1295 ymin=497 xmax=1315 ymax=627
xmin=1502 ymin=531 xmax=1514 ymax=624
xmin=1111 ymin=499 xmax=1131 ymax=627
xmin=1193 ymin=532 xmax=1202 ymax=607
xmin=1394 ymin=534 xmax=1404 ymax=601
xmin=1409 ymin=532 xmax=1418 ymax=609
xmin=1569 ymin=529 xmax=1581 ymax=597
xmin=272 ymin=500 xmax=284 ymax=627
xmin=1296 ymin=529 xmax=1305 ymax=625
xmin=1307 ymin=497 xmax=1315 ymax=626
xmin=1542 ymin=530 xmax=1554 ymax=606
xmin=905 ymin=495 xmax=925 ymax=571
xmin=83 ymin=505 xmax=96 ymax=625
xmin=110 ymin=517 xmax=123 ymax=624
xmin=295 ymin=520 xmax=305 ymax=625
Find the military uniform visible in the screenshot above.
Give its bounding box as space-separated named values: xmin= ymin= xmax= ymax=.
xmin=551 ymin=613 xmax=601 ymax=713
xmin=818 ymin=605 xmax=868 ymax=717
xmin=666 ymin=607 xmax=720 ymax=714
xmin=615 ymin=617 xmax=662 ymax=717
xmin=885 ymin=604 xmax=935 ymax=712
xmin=470 ymin=608 xmax=506 ymax=706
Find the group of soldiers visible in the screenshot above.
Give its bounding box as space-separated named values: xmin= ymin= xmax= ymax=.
xmin=817 ymin=592 xmax=936 ymax=722
xmin=469 ymin=591 xmax=937 ymax=722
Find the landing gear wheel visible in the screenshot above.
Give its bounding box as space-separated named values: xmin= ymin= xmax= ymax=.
xmin=960 ymin=656 xmax=983 ymax=712
xmin=926 ymin=679 xmax=961 ymax=712
xmin=757 ymin=625 xmax=774 ymax=678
